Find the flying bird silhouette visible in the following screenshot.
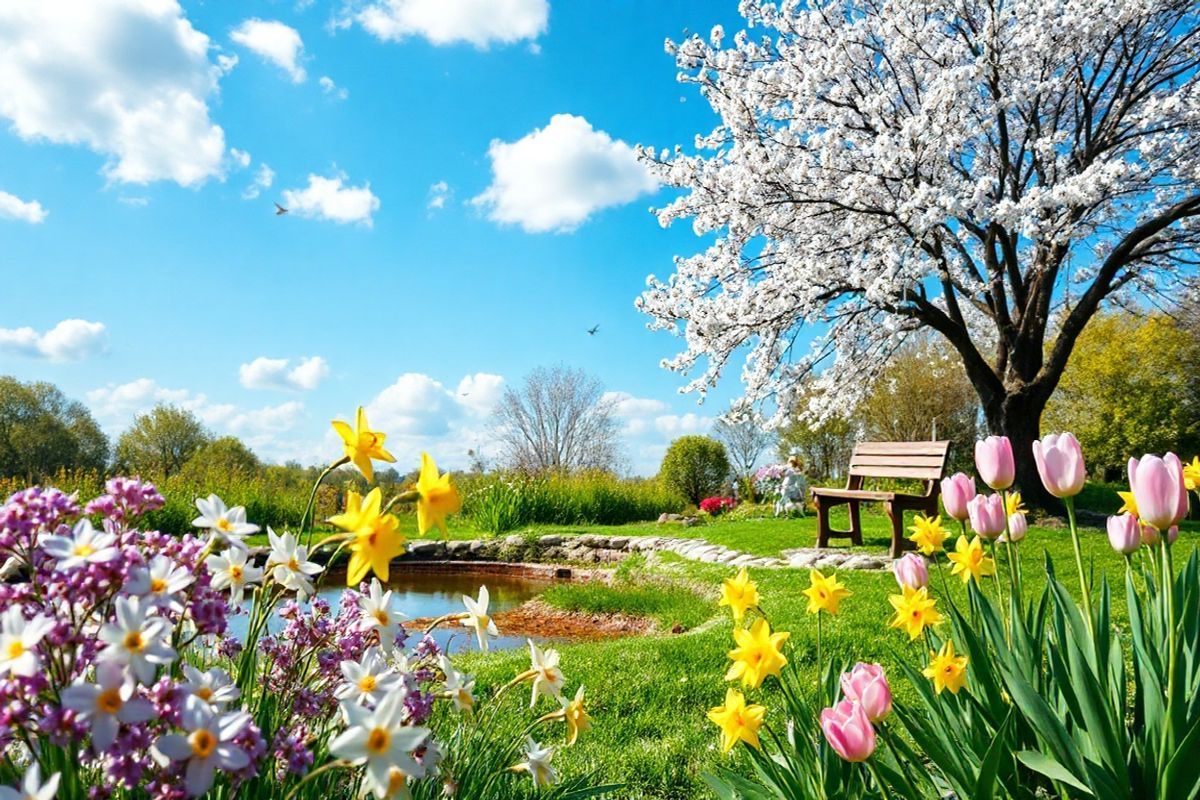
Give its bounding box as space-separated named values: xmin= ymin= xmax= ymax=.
xmin=274 ymin=202 xmax=289 ymax=216
xmin=587 ymin=325 xmax=600 ymax=336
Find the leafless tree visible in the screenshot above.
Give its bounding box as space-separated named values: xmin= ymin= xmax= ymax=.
xmin=712 ymin=411 xmax=775 ymax=478
xmin=491 ymin=366 xmax=620 ymax=473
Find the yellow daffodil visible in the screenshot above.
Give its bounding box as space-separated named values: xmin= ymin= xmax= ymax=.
xmin=328 ymin=488 xmax=406 ymax=585
xmin=415 ymin=452 xmax=462 ymax=537
xmin=707 ymin=688 xmax=764 ymax=753
xmin=1117 ymin=490 xmax=1139 ymax=518
xmin=1005 ymin=491 xmax=1026 ymax=518
xmin=561 ymin=687 xmax=592 ymax=746
xmin=888 ymin=585 xmax=943 ymax=640
xmin=802 ymin=569 xmax=852 ymax=616
xmin=718 ymin=567 xmax=759 ymax=623
xmin=946 ymin=535 xmax=995 ymax=584
xmin=725 ymin=618 xmax=790 ymax=689
xmin=1183 ymin=456 xmax=1200 ymax=492
xmin=332 ymin=407 xmax=395 ymax=483
xmin=922 ymin=640 xmax=969 ymax=695
xmin=908 ymin=514 xmax=947 ymax=555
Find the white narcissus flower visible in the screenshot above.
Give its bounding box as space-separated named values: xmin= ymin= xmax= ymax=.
xmin=126 ymin=554 xmax=194 ymax=611
xmin=61 ymin=659 xmax=155 ymax=752
xmin=41 ymin=519 xmax=118 ymax=570
xmin=97 ymin=596 xmax=176 ymax=683
xmin=0 ymin=605 xmax=54 ymax=678
xmin=358 ymin=579 xmax=405 ymax=653
xmin=438 ymin=655 xmax=475 ymax=712
xmin=336 ymin=647 xmax=403 ymax=707
xmin=460 ymin=585 xmax=499 ymax=651
xmin=367 ymin=766 xmax=413 ymax=799
xmin=512 ymin=736 xmax=556 ymax=788
xmin=205 ymin=548 xmax=263 ymax=607
xmin=181 ymin=665 xmax=241 ymax=709
xmin=330 ymin=688 xmax=430 ymax=796
xmin=154 ymin=695 xmax=252 ymax=797
xmin=0 ymin=763 xmax=60 ymax=800
xmin=527 ymin=639 xmax=564 ymax=708
xmin=264 ymin=527 xmax=323 ymax=597
xmin=192 ymin=494 xmax=259 ymax=550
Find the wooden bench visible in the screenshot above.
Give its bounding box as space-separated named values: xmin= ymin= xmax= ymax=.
xmin=811 ymin=441 xmax=950 ymax=559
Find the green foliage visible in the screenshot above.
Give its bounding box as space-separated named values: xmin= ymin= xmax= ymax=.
xmin=659 ymin=435 xmax=731 ymax=505
xmin=1044 ymin=312 xmax=1200 ymax=479
xmin=178 ymin=435 xmax=261 ymax=480
xmin=0 ymin=376 xmax=108 ymax=479
xmin=460 ymin=471 xmax=684 ymax=535
xmin=115 ymin=404 xmax=211 ymax=478
xmin=777 ymin=407 xmax=857 ymax=481
xmin=541 ymin=573 xmax=712 ymax=631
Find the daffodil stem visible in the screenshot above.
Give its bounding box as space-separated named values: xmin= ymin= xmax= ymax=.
xmin=283 ymin=760 xmax=353 ymax=800
xmin=301 ymin=457 xmax=349 ymax=548
xmin=381 ymin=490 xmax=420 ymax=516
xmin=1064 ymin=498 xmax=1094 ymax=637
xmin=815 ymin=612 xmax=824 ymax=707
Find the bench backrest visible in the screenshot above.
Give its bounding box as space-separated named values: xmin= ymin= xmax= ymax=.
xmin=846 ymin=441 xmax=951 ymax=492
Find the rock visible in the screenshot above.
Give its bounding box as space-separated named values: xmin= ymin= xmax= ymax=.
xmin=681 ymin=517 xmax=700 ymax=527
xmin=843 ymin=555 xmax=882 ymax=571
xmin=787 ymin=552 xmax=820 ymax=568
xmin=608 ymin=537 xmax=629 ymax=550
xmin=539 ymin=535 xmax=564 ymax=546
xmin=446 ymin=540 xmax=471 ymax=555
xmin=503 ymin=534 xmax=525 ymax=549
xmin=406 ymin=540 xmax=444 ymax=557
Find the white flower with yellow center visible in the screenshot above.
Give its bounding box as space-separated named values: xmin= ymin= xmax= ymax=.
xmin=0 ymin=763 xmax=60 ymax=800
xmin=527 ymin=640 xmax=565 ymax=708
xmin=181 ymin=665 xmax=241 ymax=709
xmin=97 ymin=596 xmax=176 ymax=684
xmin=460 ymin=585 xmax=499 ymax=651
xmin=336 ymin=647 xmax=402 ymax=707
xmin=358 ymin=579 xmax=405 ymax=653
xmin=62 ymin=660 xmax=155 ymax=752
xmin=331 ymin=688 xmax=431 ymax=796
xmin=41 ymin=519 xmax=118 ymax=571
xmin=367 ymin=766 xmax=413 ymax=799
xmin=438 ymin=656 xmax=475 ymax=712
xmin=0 ymin=605 xmax=54 ymax=678
xmin=154 ymin=695 xmax=251 ymax=797
xmin=126 ymin=554 xmax=194 ymax=612
xmin=512 ymin=736 xmax=557 ymax=788
xmin=205 ymin=548 xmax=263 ymax=607
xmin=264 ymin=527 xmax=323 ymax=598
xmin=192 ymin=494 xmax=259 ymax=550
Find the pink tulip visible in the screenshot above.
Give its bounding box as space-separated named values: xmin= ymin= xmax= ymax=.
xmin=967 ymin=493 xmax=1007 ymax=539
xmin=892 ymin=553 xmax=929 ymax=590
xmin=820 ymin=699 xmax=876 ymax=762
xmin=1001 ymin=513 xmax=1027 ymax=543
xmin=1032 ymin=433 xmax=1086 ymax=498
xmin=1107 ymin=514 xmax=1140 ymax=555
xmin=839 ymin=663 xmax=892 ymax=722
xmin=975 ymin=436 xmax=1015 ymax=491
xmin=1128 ymin=454 xmax=1190 ymax=532
xmin=1141 ymin=523 xmax=1180 ymax=547
xmin=940 ymin=473 xmax=977 ymax=522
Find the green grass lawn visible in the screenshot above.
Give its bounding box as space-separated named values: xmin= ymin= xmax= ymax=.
xmin=448 ymin=509 xmax=1198 ymax=799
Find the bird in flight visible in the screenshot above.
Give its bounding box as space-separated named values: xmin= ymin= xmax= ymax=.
xmin=274 ymin=202 xmax=289 ymax=216
xmin=587 ymin=325 xmax=600 ymax=336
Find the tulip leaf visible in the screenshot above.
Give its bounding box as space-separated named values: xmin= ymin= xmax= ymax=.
xmin=1016 ymin=751 xmax=1094 ymax=796
xmin=971 ymin=708 xmax=1014 ymax=800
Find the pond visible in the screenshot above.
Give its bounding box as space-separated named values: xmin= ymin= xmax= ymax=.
xmin=226 ymin=565 xmax=560 ymax=654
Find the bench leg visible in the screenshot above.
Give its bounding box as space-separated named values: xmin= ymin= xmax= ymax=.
xmin=848 ymin=500 xmax=863 ymax=546
xmin=816 ymin=499 xmax=831 ymax=549
xmin=885 ymin=502 xmax=905 ymax=559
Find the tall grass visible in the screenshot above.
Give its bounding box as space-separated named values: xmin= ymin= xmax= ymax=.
xmin=459 ymin=470 xmax=685 ymax=534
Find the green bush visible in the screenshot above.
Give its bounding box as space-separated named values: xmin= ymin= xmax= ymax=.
xmin=659 ymin=435 xmax=730 ymax=504
xmin=459 ymin=470 xmax=685 ymax=534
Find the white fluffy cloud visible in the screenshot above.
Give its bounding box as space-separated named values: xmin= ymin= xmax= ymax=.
xmin=242 ymin=163 xmax=275 ymax=200
xmin=427 ymin=180 xmax=451 ymax=211
xmin=230 ymin=19 xmax=306 ymax=83
xmin=318 ymin=75 xmax=348 ymax=100
xmin=356 ymin=0 xmax=547 ymax=48
xmin=239 ymin=356 xmax=329 ymax=391
xmin=0 ymin=0 xmax=229 ymax=186
xmin=606 ymin=391 xmax=715 ymax=474
xmin=471 ymin=114 xmax=658 ymax=233
xmin=0 ymin=319 xmax=106 ymax=361
xmin=281 ymin=172 xmax=380 ymax=225
xmin=0 ymin=190 xmax=47 ymax=223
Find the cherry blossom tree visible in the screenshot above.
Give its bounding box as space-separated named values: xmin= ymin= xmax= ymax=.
xmin=640 ymin=0 xmax=1200 ymax=505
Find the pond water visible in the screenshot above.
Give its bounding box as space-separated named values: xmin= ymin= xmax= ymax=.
xmin=226 ymin=567 xmax=557 ymax=654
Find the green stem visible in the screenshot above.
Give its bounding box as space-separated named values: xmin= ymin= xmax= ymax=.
xmin=866 ymin=758 xmax=894 ymax=800
xmin=1064 ymin=498 xmax=1094 ymax=637
xmin=301 ymin=456 xmax=349 ymax=548
xmin=816 ymin=612 xmax=823 ymax=707
xmin=1160 ymin=539 xmax=1178 ymax=771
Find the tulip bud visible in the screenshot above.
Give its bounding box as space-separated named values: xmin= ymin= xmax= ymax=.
xmin=939 ymin=473 xmax=976 ymax=522
xmin=975 ymin=436 xmax=1015 ymax=491
xmin=1032 ymin=433 xmax=1086 ymax=498
xmin=819 ymin=699 xmax=876 ymax=762
xmin=967 ymin=493 xmax=1006 ymax=539
xmin=1001 ymin=512 xmax=1027 ymax=543
xmin=1128 ymin=454 xmax=1190 ymax=532
xmin=892 ymin=553 xmax=928 ymax=590
xmin=839 ymin=663 xmax=892 ymax=722
xmin=1107 ymin=513 xmax=1140 ymax=555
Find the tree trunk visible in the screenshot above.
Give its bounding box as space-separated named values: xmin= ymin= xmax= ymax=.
xmin=982 ymin=391 xmax=1058 ymax=512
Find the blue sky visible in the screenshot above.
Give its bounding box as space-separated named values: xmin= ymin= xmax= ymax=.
xmin=0 ymin=0 xmax=753 ymax=475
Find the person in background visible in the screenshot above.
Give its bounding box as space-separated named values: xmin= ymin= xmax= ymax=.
xmin=775 ymin=456 xmax=810 ymax=517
